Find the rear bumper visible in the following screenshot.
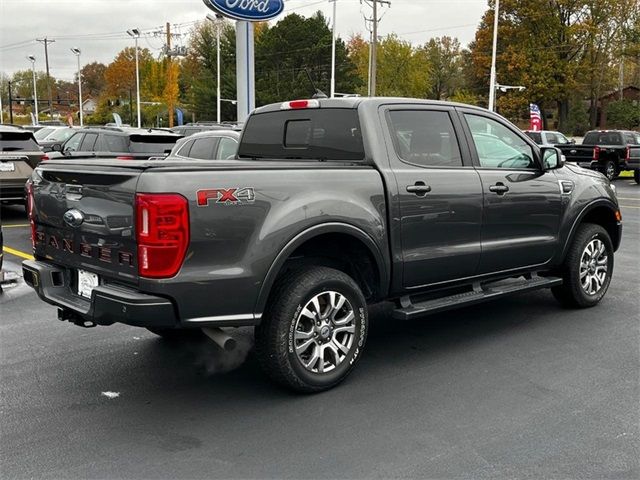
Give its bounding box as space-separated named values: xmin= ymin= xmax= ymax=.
xmin=22 ymin=260 xmax=179 ymax=328
xmin=0 ymin=182 xmax=27 ymax=202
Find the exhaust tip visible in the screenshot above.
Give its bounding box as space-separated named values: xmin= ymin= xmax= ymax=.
xmin=203 ymin=327 xmax=237 ymax=352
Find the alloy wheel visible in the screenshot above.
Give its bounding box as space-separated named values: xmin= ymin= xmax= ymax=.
xmin=293 ymin=291 xmax=356 ymax=374
xmin=579 ymin=238 xmax=609 ymax=295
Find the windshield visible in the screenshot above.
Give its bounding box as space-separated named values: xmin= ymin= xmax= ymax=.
xmin=238 ymin=109 xmax=365 ymax=161
xmin=46 ymin=128 xmax=76 ymax=142
xmin=34 ymin=127 xmax=56 ymax=141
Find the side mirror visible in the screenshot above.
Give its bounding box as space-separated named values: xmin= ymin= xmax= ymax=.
xmin=51 ymin=143 xmax=63 ymax=152
xmin=569 ymin=139 xmax=576 ymax=145
xmin=541 ymin=147 xmax=565 ymax=170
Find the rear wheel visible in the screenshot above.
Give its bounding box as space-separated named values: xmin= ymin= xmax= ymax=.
xmin=552 ymin=223 xmax=613 ymax=308
xmin=603 ymin=160 xmax=617 ymax=181
xmin=255 ymin=266 xmax=368 ymax=393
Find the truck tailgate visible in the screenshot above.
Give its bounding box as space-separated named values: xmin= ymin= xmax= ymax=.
xmin=31 ymin=163 xmax=142 ymax=286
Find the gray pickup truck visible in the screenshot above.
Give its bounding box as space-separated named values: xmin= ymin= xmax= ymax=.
xmin=23 ymin=98 xmax=623 ymax=392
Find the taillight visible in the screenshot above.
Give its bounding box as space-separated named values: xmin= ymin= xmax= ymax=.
xmin=135 ymin=193 xmax=189 ymax=278
xmin=27 ymin=182 xmax=36 ymax=249
xmin=625 ymin=146 xmax=630 ymax=161
xmin=40 ymin=154 xmax=49 ymax=161
xmin=116 ymin=156 xmax=135 ymax=160
xmin=593 ymin=146 xmax=600 ymax=160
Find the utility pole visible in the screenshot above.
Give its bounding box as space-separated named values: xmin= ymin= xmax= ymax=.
xmin=8 ymin=81 xmax=13 ymax=124
xmin=36 ymin=37 xmax=55 ymax=118
xmin=618 ymin=61 xmax=624 ymax=100
xmin=330 ymin=0 xmax=337 ymax=98
xmin=127 ymin=29 xmax=141 ymax=128
xmin=488 ymin=0 xmax=500 ymax=111
xmin=166 ymin=22 xmax=174 ymax=128
xmin=364 ymin=0 xmax=390 ymax=97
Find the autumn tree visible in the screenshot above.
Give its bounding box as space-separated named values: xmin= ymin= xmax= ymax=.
xmin=79 ymin=62 xmax=106 ymax=98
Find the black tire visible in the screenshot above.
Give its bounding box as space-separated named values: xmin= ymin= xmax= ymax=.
xmin=603 ymin=160 xmax=618 ymax=181
xmin=552 ymin=223 xmax=614 ymax=308
xmin=146 ymin=327 xmax=203 ymax=341
xmin=255 ymin=266 xmax=368 ymax=393
xmin=634 ymin=169 xmax=639 ymax=185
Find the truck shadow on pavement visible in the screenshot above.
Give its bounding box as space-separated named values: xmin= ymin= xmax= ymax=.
xmin=112 ymin=289 xmax=565 ymax=401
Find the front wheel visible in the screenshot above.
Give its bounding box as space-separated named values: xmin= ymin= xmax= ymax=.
xmin=552 ymin=223 xmax=614 ymax=308
xmin=634 ymin=169 xmax=640 ymax=184
xmin=255 ymin=266 xmax=368 ymax=393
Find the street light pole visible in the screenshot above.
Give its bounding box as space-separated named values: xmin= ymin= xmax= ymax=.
xmin=71 ymin=48 xmax=83 ymax=126
xmin=127 ymin=29 xmax=142 ymax=128
xmin=330 ymin=0 xmax=337 ymax=98
xmin=488 ymin=0 xmax=500 ymax=111
xmin=207 ymin=14 xmax=224 ymax=123
xmin=27 ymin=55 xmax=39 ymax=124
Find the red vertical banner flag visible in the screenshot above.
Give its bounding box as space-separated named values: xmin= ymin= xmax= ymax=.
xmin=529 ymin=103 xmax=542 ymax=131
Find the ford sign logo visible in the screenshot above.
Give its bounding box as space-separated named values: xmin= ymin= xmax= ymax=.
xmin=63 ymin=209 xmax=85 ymax=228
xmin=203 ymin=0 xmax=284 ymax=21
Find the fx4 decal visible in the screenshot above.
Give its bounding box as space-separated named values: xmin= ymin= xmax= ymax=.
xmin=197 ymin=188 xmax=256 ymax=206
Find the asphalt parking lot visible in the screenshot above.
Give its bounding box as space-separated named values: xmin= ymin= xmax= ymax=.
xmin=1 ymin=178 xmax=638 ymax=479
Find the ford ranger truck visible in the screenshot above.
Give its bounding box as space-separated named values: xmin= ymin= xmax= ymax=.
xmin=23 ymin=98 xmax=623 ymax=392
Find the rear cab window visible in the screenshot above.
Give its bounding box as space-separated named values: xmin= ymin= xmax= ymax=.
xmin=524 ymin=131 xmax=543 ymax=144
xmin=238 ymin=109 xmax=365 ymax=161
xmin=583 ymin=132 xmax=623 ymax=146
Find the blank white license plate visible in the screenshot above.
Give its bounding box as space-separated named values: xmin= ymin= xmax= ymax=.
xmin=0 ymin=162 xmax=15 ymax=172
xmin=77 ymin=270 xmax=99 ymax=298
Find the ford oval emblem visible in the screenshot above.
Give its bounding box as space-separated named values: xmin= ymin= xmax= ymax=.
xmin=203 ymin=0 xmax=284 ymax=21
xmin=63 ymin=209 xmax=85 ymax=228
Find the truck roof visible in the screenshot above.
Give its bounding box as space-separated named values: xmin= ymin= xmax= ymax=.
xmin=252 ymin=97 xmax=489 ymax=115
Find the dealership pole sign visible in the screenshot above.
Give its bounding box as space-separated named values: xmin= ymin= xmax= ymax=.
xmin=203 ymin=0 xmax=284 ymax=21
xmin=203 ymin=0 xmax=284 ymax=122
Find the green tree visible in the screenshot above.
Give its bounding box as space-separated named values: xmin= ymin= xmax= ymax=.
xmin=79 ymin=62 xmax=107 ymax=98
xmin=606 ymin=99 xmax=640 ymax=128
xmin=421 ymin=36 xmax=463 ymax=100
xmin=255 ymin=12 xmax=361 ymax=104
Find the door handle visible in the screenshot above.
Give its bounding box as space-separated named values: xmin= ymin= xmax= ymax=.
xmin=489 ymin=183 xmax=509 ymax=195
xmin=406 ymin=182 xmax=432 ymax=196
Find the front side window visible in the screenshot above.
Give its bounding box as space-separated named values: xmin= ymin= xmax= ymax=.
xmin=63 ymin=133 xmax=84 ymax=152
xmin=34 ymin=127 xmax=56 ymax=141
xmin=464 ymin=114 xmax=536 ymax=169
xmin=387 ymin=110 xmax=463 ymax=167
xmin=555 ymin=133 xmax=570 ymax=144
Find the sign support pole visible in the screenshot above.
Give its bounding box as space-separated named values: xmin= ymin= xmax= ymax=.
xmin=235 ymin=21 xmax=255 ymax=123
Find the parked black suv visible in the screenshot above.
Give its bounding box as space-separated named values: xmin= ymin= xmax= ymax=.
xmin=0 ymin=125 xmax=45 ymax=204
xmin=47 ymin=127 xmax=182 ymax=161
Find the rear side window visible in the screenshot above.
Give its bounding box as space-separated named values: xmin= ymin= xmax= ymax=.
xmin=80 ymin=133 xmax=98 ymax=151
xmin=524 ymin=131 xmax=542 ymax=144
xmin=387 ymin=110 xmax=463 ymax=167
xmin=188 ymin=137 xmax=216 ymax=159
xmin=583 ymin=132 xmax=623 ymax=145
xmin=129 ymin=135 xmax=178 ymax=154
xmin=104 ymin=134 xmax=128 ymax=152
xmin=217 ymin=137 xmax=238 ymax=159
xmin=0 ymin=131 xmax=40 ymax=151
xmin=238 ymin=109 xmax=365 ymax=161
